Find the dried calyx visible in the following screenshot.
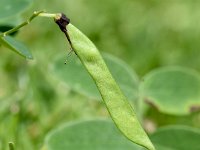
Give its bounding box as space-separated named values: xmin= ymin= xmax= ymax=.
xmin=54 ymin=13 xmax=70 ymax=33
xmin=54 ymin=13 xmax=75 ymax=63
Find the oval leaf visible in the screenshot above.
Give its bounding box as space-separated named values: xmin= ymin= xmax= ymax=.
xmin=65 ymin=23 xmax=154 ymax=150
xmin=150 ymin=126 xmax=200 ymax=150
xmin=140 ymin=67 xmax=200 ymax=115
xmin=0 ymin=0 xmax=33 ymax=19
xmin=0 ymin=36 xmax=33 ymax=59
xmin=51 ymin=53 xmax=139 ymax=100
xmin=44 ymin=119 xmax=144 ymax=150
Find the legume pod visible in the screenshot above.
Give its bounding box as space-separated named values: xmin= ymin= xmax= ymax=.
xmin=66 ymin=23 xmax=155 ymax=150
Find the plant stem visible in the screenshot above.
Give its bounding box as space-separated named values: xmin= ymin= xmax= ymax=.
xmin=0 ymin=11 xmax=43 ymax=37
xmin=8 ymin=142 xmax=15 ymax=150
xmin=0 ymin=11 xmax=60 ymax=37
xmin=38 ymin=12 xmax=60 ymax=18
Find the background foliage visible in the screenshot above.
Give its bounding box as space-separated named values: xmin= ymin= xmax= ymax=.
xmin=1 ymin=0 xmax=200 ymax=150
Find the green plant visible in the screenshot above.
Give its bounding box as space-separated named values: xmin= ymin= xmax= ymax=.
xmin=1 ymin=1 xmax=200 ymax=150
xmin=0 ymin=11 xmax=154 ymax=150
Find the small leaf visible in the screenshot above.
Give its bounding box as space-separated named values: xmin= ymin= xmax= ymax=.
xmin=0 ymin=0 xmax=33 ymax=19
xmin=140 ymin=67 xmax=200 ymax=115
xmin=44 ymin=119 xmax=144 ymax=150
xmin=150 ymin=126 xmax=200 ymax=150
xmin=0 ymin=36 xmax=33 ymax=59
xmin=51 ymin=53 xmax=139 ymax=100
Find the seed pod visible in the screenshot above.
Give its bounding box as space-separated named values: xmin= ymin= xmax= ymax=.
xmin=58 ymin=21 xmax=155 ymax=150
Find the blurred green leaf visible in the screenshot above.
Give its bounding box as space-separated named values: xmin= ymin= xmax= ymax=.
xmin=51 ymin=53 xmax=139 ymax=100
xmin=140 ymin=67 xmax=200 ymax=115
xmin=0 ymin=36 xmax=33 ymax=59
xmin=44 ymin=119 xmax=143 ymax=150
xmin=0 ymin=0 xmax=33 ymax=19
xmin=150 ymin=126 xmax=200 ymax=150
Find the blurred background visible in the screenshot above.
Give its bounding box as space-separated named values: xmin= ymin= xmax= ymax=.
xmin=1 ymin=0 xmax=200 ymax=149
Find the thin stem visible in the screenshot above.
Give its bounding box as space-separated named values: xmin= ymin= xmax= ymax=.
xmin=0 ymin=11 xmax=43 ymax=37
xmin=38 ymin=12 xmax=60 ymax=18
xmin=0 ymin=11 xmax=60 ymax=37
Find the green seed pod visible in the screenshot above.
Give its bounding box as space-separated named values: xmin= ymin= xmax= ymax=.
xmin=65 ymin=23 xmax=155 ymax=150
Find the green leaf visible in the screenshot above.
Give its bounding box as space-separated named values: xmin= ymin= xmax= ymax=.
xmin=44 ymin=119 xmax=144 ymax=150
xmin=0 ymin=0 xmax=33 ymax=19
xmin=63 ymin=23 xmax=154 ymax=150
xmin=150 ymin=126 xmax=200 ymax=150
xmin=0 ymin=36 xmax=33 ymax=59
xmin=140 ymin=67 xmax=200 ymax=115
xmin=51 ymin=53 xmax=139 ymax=100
